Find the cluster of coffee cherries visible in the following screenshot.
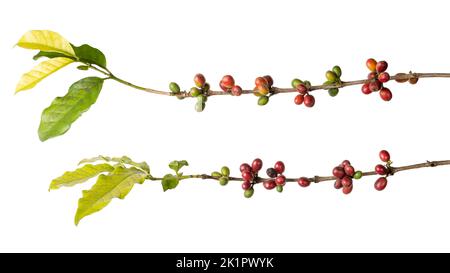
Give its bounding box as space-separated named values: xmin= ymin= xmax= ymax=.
xmin=332 ymin=160 xmax=363 ymax=194
xmin=253 ymin=75 xmax=274 ymax=106
xmin=219 ymin=75 xmax=243 ymax=96
xmin=265 ymin=161 xmax=286 ymax=192
xmin=291 ymin=78 xmax=315 ymax=107
xmin=211 ymin=166 xmax=231 ymax=186
xmin=361 ymin=58 xmax=392 ymax=101
xmin=324 ymin=65 xmax=342 ymax=97
xmin=373 ymin=150 xmax=391 ymax=191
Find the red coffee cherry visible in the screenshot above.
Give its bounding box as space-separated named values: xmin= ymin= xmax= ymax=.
xmin=367 ymin=72 xmax=378 ymax=80
xmin=375 ymin=164 xmax=388 ymax=175
xmin=366 ymin=58 xmax=377 ymax=72
xmin=297 ymin=177 xmax=311 ymax=187
xmin=376 ymin=61 xmax=388 ymax=73
xmin=242 ymin=171 xmax=254 ymax=181
xmin=263 ymin=75 xmax=274 ymax=87
xmin=221 ymin=75 xmax=235 ymax=89
xmin=344 ymin=165 xmax=355 ymax=176
xmin=341 ymin=160 xmax=351 ymax=167
xmin=274 ymin=161 xmax=285 ymax=174
xmin=369 ymin=80 xmax=382 ymax=92
xmin=275 ymin=175 xmax=286 ymax=186
xmin=240 ymin=163 xmax=252 ymax=173
xmin=255 ymin=77 xmax=269 ymax=87
xmin=342 ymin=185 xmax=353 ymax=194
xmin=378 ymin=72 xmax=390 ymax=83
xmin=334 ymin=178 xmax=343 ymax=189
xmin=252 ymin=158 xmax=263 ymax=172
xmin=361 ymin=83 xmax=372 ymax=94
xmin=231 ymin=85 xmax=243 ymax=96
xmin=341 ymin=176 xmax=353 ymax=187
xmin=194 ymin=73 xmax=206 ymax=88
xmin=379 ymin=87 xmax=392 ymax=101
xmin=242 ymin=181 xmax=251 ymax=190
xmin=333 ymin=166 xmax=346 ymax=179
xmin=304 ymin=94 xmax=315 ymax=107
xmin=379 ymin=150 xmax=391 ymax=162
xmin=296 ymin=84 xmax=307 ymax=94
xmin=263 ymin=180 xmax=277 ymax=190
xmin=374 ymin=177 xmax=388 ymax=191
xmin=294 ymin=94 xmax=304 ymax=105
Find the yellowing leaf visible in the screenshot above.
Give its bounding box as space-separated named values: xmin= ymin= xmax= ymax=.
xmin=17 ymin=30 xmax=76 ymax=57
xmin=49 ymin=163 xmax=114 ymax=190
xmin=75 ymin=167 xmax=147 ymax=225
xmin=15 ymin=57 xmax=73 ymax=92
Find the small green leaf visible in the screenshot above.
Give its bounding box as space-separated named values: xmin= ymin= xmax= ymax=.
xmin=38 ymin=77 xmax=104 ymax=141
xmin=161 ymin=174 xmax=179 ymax=192
xmin=72 ymin=44 xmax=107 ymax=69
xmin=169 ymin=160 xmax=189 ymax=173
xmin=50 ymin=163 xmax=114 ymax=190
xmin=77 ymin=65 xmax=89 ymax=71
xmin=75 ymin=166 xmax=147 ymax=225
xmin=79 ymin=155 xmax=150 ymax=174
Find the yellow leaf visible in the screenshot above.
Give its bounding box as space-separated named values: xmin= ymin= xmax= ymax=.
xmin=17 ymin=30 xmax=76 ymax=57
xmin=16 ymin=57 xmax=74 ymax=93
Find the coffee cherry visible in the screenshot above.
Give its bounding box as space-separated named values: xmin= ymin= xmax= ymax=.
xmin=375 ymin=164 xmax=388 ymax=175
xmin=328 ymin=88 xmax=339 ymax=97
xmin=195 ymin=101 xmax=205 ymax=112
xmin=332 ymin=66 xmax=342 ymax=77
xmin=240 ymin=163 xmax=252 ymax=173
xmin=298 ymin=177 xmax=311 ymax=187
xmin=252 ymin=158 xmax=263 ymax=172
xmin=258 ymin=96 xmax=269 ymax=106
xmin=219 ymin=81 xmax=228 ymax=92
xmin=376 ymin=61 xmax=388 ymax=73
xmin=291 ymin=78 xmax=302 ymax=88
xmin=231 ymin=85 xmax=243 ymax=96
xmin=274 ymin=161 xmax=285 ymax=174
xmin=256 ymin=84 xmax=270 ymax=95
xmin=275 ymin=175 xmax=286 ymax=186
xmin=211 ymin=171 xmax=222 ymax=178
xmin=266 ymin=168 xmax=278 ymax=178
xmin=326 ymin=70 xmax=338 ymax=81
xmin=361 ymin=83 xmax=372 ymax=94
xmin=296 ymin=84 xmax=308 ymax=94
xmin=374 ymin=177 xmax=388 ymax=191
xmin=255 ymin=77 xmax=269 ymax=87
xmin=342 ymin=185 xmax=353 ymax=194
xmin=242 ymin=181 xmax=251 ymax=190
xmin=276 ymin=185 xmax=284 ymax=193
xmin=368 ymin=72 xmax=377 ymax=80
xmin=304 ymin=94 xmax=315 ymax=107
xmin=366 ymin=58 xmax=377 ymax=72
xmin=341 ymin=176 xmax=353 ymax=187
xmin=294 ymin=94 xmax=304 ymax=105
xmin=194 ymin=73 xmax=206 ymax=88
xmin=219 ymin=177 xmax=229 ymax=186
xmin=379 ymin=150 xmax=391 ymax=162
xmin=378 ymin=72 xmax=390 ymax=83
xmin=409 ymin=77 xmax=419 ymax=84
xmin=334 ymin=178 xmax=343 ymax=189
xmin=242 ymin=171 xmax=254 ymax=181
xmin=169 ymin=82 xmax=180 ymax=93
xmin=333 ymin=166 xmax=346 ymax=179
xmin=244 ymin=188 xmax=254 ymax=198
xmin=369 ymin=80 xmax=382 ymax=92
xmin=221 ymin=166 xmax=230 ymax=176
xmin=341 ymin=160 xmax=351 ymax=166
xmin=263 ymin=180 xmax=277 ymax=190
xmin=221 ymin=75 xmax=235 ymax=89
xmin=395 ymin=73 xmax=409 ymax=83
xmin=263 ymin=75 xmax=274 ymax=87
xmin=353 ymin=171 xmax=363 ymax=180
xmin=379 ymin=88 xmax=392 ymax=101
xmin=190 ymin=87 xmax=201 ymax=97
xmin=344 ymin=165 xmax=355 ymax=176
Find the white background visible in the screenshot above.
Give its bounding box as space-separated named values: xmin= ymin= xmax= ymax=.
xmin=1 ymin=0 xmax=450 ymax=252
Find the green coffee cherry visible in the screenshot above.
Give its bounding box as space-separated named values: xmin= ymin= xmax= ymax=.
xmin=332 ymin=65 xmax=342 ymax=77
xmin=303 ymin=80 xmax=312 ymax=89
xmin=195 ymin=102 xmax=206 ymax=112
xmin=353 ymin=171 xmax=363 ymax=179
xmin=326 ymin=71 xmax=338 ymax=82
xmin=244 ymin=188 xmax=254 ymax=198
xmin=258 ymin=95 xmax=269 ymax=106
xmin=221 ymin=166 xmax=230 ymax=177
xmin=203 ymin=83 xmax=210 ymax=93
xmin=328 ymin=88 xmax=339 ymax=97
xmin=291 ymin=78 xmax=303 ymax=88
xmin=323 ymin=80 xmax=334 ymax=85
xmin=169 ymin=82 xmax=180 ymax=93
xmin=276 ymin=185 xmax=283 ymax=193
xmin=211 ymin=171 xmax=222 ymax=178
xmin=190 ymin=87 xmax=201 ymax=97
xmin=219 ymin=177 xmax=229 ymax=186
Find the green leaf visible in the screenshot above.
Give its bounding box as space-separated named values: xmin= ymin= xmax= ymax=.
xmin=38 ymin=77 xmax=104 ymax=141
xmin=33 ymin=51 xmax=73 ymax=60
xmin=169 ymin=160 xmax=189 ymax=173
xmin=79 ymin=155 xmax=150 ymax=174
xmin=75 ymin=166 xmax=147 ymax=225
xmin=161 ymin=174 xmax=179 ymax=192
xmin=49 ymin=163 xmax=114 ymax=190
xmin=72 ymin=44 xmax=107 ymax=69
